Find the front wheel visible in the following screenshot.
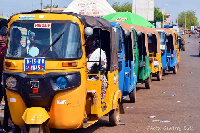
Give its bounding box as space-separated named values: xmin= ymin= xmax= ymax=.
xmin=129 ymin=88 xmax=136 ymax=103
xmin=109 ymin=103 xmax=120 ymax=126
xmin=182 ymin=45 xmax=185 ymax=51
xmin=157 ymin=70 xmax=162 ymax=81
xmin=173 ymin=65 xmax=178 ymax=74
xmin=145 ymin=77 xmax=151 ymax=89
xmin=29 ymin=124 xmax=49 ymax=133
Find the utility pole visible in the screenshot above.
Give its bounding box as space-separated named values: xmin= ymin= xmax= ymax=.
xmin=185 ymin=15 xmax=186 ymax=29
xmin=162 ymin=4 xmax=168 ymax=28
xmin=41 ymin=0 xmax=43 ymax=10
xmin=50 ymin=0 xmax=53 ymax=12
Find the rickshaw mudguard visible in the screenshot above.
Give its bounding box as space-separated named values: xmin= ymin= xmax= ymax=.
xmin=22 ymin=107 xmax=50 ymax=124
xmin=112 ymin=90 xmax=122 ymax=109
xmin=5 ymin=89 xmax=27 ymax=126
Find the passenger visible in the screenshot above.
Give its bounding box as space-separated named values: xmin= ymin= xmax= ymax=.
xmin=86 ymin=36 xmax=108 ymax=103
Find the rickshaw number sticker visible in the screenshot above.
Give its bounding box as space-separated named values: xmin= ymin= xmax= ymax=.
xmin=34 ymin=23 xmax=51 ymax=28
xmin=19 ymin=15 xmax=35 ymax=20
xmin=57 ymin=100 xmax=66 ymax=104
xmin=24 ymin=58 xmax=45 ymax=71
xmin=10 ymin=98 xmax=16 ymax=102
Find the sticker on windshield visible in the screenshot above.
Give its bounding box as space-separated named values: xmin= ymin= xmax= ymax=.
xmin=24 ymin=58 xmax=45 ymax=71
xmin=19 ymin=15 xmax=35 ymax=20
xmin=34 ymin=23 xmax=51 ymax=28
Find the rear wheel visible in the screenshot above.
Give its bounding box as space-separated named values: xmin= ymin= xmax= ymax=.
xmin=157 ymin=70 xmax=162 ymax=81
xmin=173 ymin=65 xmax=178 ymax=74
xmin=109 ymin=102 xmax=120 ymax=126
xmin=129 ymin=88 xmax=136 ymax=103
xmin=145 ymin=76 xmax=151 ymax=89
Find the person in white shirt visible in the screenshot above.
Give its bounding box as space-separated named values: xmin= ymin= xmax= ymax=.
xmin=86 ymin=36 xmax=108 ymax=104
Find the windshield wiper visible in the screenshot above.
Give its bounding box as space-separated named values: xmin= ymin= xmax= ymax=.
xmin=41 ymin=32 xmax=64 ymax=57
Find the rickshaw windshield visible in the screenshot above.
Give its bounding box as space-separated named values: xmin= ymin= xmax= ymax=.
xmin=6 ymin=21 xmax=82 ymax=59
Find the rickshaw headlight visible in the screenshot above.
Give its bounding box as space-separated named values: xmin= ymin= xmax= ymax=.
xmin=6 ymin=76 xmax=17 ymax=88
xmin=56 ymin=77 xmax=68 ymax=89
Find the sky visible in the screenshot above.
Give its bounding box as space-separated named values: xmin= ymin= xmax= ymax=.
xmin=0 ymin=0 xmax=199 ymax=23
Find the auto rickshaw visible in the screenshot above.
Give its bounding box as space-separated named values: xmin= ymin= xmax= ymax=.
xmin=3 ymin=10 xmax=121 ymax=132
xmin=172 ymin=30 xmax=180 ymax=68
xmin=156 ymin=28 xmax=178 ymax=74
xmin=128 ymin=24 xmax=152 ymax=89
xmin=145 ymin=27 xmax=163 ymax=81
xmin=108 ymin=21 xmax=137 ymax=103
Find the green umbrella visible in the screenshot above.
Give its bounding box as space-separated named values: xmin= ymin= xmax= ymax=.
xmin=103 ymin=12 xmax=155 ymax=28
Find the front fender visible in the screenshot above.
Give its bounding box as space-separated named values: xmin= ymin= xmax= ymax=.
xmin=22 ymin=107 xmax=50 ymax=124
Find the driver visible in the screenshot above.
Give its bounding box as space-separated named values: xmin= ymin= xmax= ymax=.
xmin=26 ymin=31 xmax=39 ymax=57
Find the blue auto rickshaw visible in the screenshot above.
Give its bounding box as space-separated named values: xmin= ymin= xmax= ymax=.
xmin=109 ymin=21 xmax=137 ymax=103
xmin=156 ymin=28 xmax=178 ymax=74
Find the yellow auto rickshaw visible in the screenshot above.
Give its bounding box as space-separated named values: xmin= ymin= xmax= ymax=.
xmin=3 ymin=10 xmax=121 ymax=132
xmin=145 ymin=27 xmax=163 ymax=81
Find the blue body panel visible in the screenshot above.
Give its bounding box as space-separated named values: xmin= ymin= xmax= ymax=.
xmin=110 ymin=22 xmax=137 ymax=99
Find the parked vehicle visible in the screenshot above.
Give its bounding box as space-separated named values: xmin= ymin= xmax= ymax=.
xmin=3 ymin=11 xmax=122 ymax=132
xmin=109 ymin=21 xmax=137 ymax=103
xmin=119 ymin=23 xmax=152 ymax=89
xmin=145 ymin=27 xmax=163 ymax=81
xmin=156 ymin=28 xmax=178 ymax=74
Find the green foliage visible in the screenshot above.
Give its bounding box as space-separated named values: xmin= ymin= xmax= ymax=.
xmin=43 ymin=4 xmax=58 ymax=9
xmin=112 ymin=2 xmax=132 ymax=12
xmin=154 ymin=7 xmax=163 ymax=22
xmin=177 ymin=10 xmax=199 ymax=28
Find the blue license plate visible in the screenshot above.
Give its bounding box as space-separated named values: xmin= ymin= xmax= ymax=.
xmin=24 ymin=58 xmax=45 ymax=71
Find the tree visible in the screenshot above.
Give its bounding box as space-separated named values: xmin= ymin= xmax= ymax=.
xmin=154 ymin=7 xmax=164 ymax=22
xmin=177 ymin=10 xmax=199 ymax=29
xmin=43 ymin=4 xmax=58 ymax=9
xmin=112 ymin=2 xmax=132 ymax=12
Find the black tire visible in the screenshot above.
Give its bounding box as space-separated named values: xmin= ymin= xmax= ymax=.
xmin=173 ymin=65 xmax=178 ymax=74
xmin=29 ymin=124 xmax=49 ymax=133
xmin=129 ymin=88 xmax=136 ymax=103
xmin=29 ymin=125 xmax=41 ymax=133
xmin=109 ymin=102 xmax=120 ymax=126
xmin=157 ymin=70 xmax=162 ymax=81
xmin=182 ymin=45 xmax=185 ymax=51
xmin=145 ymin=77 xmax=151 ymax=89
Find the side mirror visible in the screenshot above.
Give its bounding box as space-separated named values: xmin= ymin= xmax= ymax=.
xmin=0 ymin=26 xmax=7 ymax=36
xmin=148 ymin=33 xmax=152 ymax=37
xmin=84 ymin=27 xmax=93 ymax=36
xmin=137 ymin=31 xmax=142 ymax=36
xmin=124 ymin=30 xmax=130 ymax=36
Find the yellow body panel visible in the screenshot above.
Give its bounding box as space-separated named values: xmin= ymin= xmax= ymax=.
xmin=85 ymin=70 xmax=120 ymax=126
xmin=149 ymin=52 xmax=162 ymax=74
xmin=48 ymin=82 xmax=87 ymax=129
xmin=5 ymin=89 xmax=27 ymax=126
xmin=22 ymin=107 xmax=50 ymax=124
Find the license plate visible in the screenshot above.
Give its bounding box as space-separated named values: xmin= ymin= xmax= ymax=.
xmin=30 ymin=81 xmax=39 ymax=88
xmin=24 ymin=58 xmax=45 ymax=71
